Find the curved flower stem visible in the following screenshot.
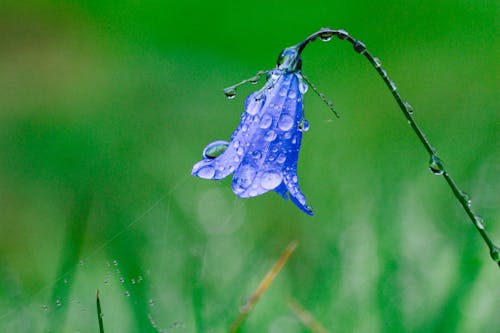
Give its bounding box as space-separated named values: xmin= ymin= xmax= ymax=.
xmin=300 ymin=28 xmax=499 ymax=268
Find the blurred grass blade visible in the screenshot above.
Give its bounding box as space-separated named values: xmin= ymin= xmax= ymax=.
xmin=96 ymin=290 xmax=105 ymax=333
xmin=228 ymin=240 xmax=298 ymax=333
xmin=288 ymin=297 xmax=329 ymax=333
xmin=46 ymin=188 xmax=93 ymax=331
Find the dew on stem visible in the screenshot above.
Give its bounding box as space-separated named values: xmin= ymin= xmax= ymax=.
xmin=429 ymin=154 xmax=445 ymax=175
xmin=224 ymin=87 xmax=237 ymax=99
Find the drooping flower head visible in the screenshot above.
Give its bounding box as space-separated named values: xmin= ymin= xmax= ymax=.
xmin=192 ymin=43 xmax=315 ymax=215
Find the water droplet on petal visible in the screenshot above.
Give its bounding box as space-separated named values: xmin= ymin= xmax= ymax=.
xmin=234 ymin=165 xmax=257 ymax=191
xmin=296 ymin=193 xmax=306 ymax=205
xmin=279 ymin=87 xmax=287 ymax=97
xmin=288 ymin=90 xmax=297 ymax=99
xmin=278 ymin=115 xmax=294 ymax=131
xmin=259 ymin=113 xmax=273 ymax=129
xmin=261 ymin=171 xmax=283 ymax=190
xmin=429 ymin=155 xmax=445 ymax=175
xmin=246 ymin=98 xmax=262 ymax=115
xmin=224 ymin=87 xmax=237 ymax=99
xmin=298 ymin=119 xmax=309 ymax=132
xmin=264 ymin=130 xmax=277 ymax=142
xmin=277 ymin=154 xmax=286 ymax=164
xmin=254 ymin=92 xmax=264 ymax=101
xmin=252 ymin=150 xmax=262 ymax=160
xmin=202 ymin=141 xmax=229 ymax=159
xmin=197 ymin=165 xmax=216 ymax=179
xmin=298 ymin=79 xmax=308 ymax=94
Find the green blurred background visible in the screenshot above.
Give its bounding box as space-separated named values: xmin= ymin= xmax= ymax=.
xmin=0 ymin=1 xmax=498 ymax=332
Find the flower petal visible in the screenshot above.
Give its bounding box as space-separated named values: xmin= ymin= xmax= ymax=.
xmin=232 ymin=72 xmax=310 ymax=212
xmin=282 ymin=163 xmax=313 ymax=215
xmin=192 ymin=95 xmax=267 ymax=180
xmin=193 ymin=67 xmax=313 ymax=215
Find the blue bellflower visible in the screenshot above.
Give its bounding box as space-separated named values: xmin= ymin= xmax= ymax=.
xmin=192 ymin=46 xmax=314 ymax=215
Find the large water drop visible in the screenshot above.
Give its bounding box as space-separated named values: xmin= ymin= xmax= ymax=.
xmin=224 ymin=87 xmax=237 ymax=99
xmin=246 ymin=98 xmax=262 ymax=115
xmin=202 ymin=141 xmax=229 ymax=159
xmin=259 ymin=113 xmax=273 ymax=129
xmin=260 ymin=171 xmax=283 ymax=190
xmin=429 ymin=155 xmax=445 ymax=175
xmin=278 ymin=115 xmax=294 ymax=131
xmin=197 ymin=165 xmax=216 ymax=179
xmin=234 ymin=165 xmax=256 ymax=191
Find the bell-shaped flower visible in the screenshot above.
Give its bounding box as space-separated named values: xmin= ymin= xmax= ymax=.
xmin=192 ymin=46 xmax=314 ymax=215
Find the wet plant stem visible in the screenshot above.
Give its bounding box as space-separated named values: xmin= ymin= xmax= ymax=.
xmin=300 ymin=28 xmax=499 ymax=268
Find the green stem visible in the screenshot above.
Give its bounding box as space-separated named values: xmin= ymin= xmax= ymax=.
xmin=301 ymin=28 xmax=499 ymax=268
